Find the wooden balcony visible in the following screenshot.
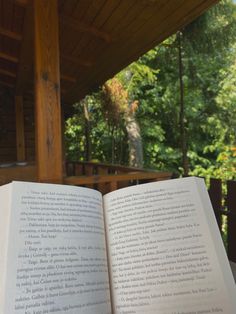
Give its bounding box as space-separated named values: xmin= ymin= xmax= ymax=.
xmin=64 ymin=161 xmax=173 ymax=194
xmin=0 ymin=161 xmax=173 ymax=193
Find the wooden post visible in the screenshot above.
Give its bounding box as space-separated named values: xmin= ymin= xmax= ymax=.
xmin=227 ymin=180 xmax=236 ymax=262
xmin=34 ymin=0 xmax=63 ymax=183
xmin=61 ymin=105 xmax=66 ymax=177
xmin=208 ymin=178 xmax=222 ymax=230
xmin=15 ymin=95 xmax=26 ymax=161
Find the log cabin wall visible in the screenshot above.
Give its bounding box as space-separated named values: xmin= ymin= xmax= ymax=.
xmin=0 ymin=86 xmax=16 ymax=162
xmin=0 ymin=86 xmax=66 ymax=164
xmin=23 ymin=92 xmax=35 ymax=161
xmin=0 ymin=87 xmax=35 ymax=163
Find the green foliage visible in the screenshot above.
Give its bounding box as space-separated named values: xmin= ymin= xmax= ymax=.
xmin=102 ymin=78 xmax=129 ymax=125
xmin=65 ymin=0 xmax=236 ymax=179
xmin=191 ymin=145 xmax=236 ymax=181
xmin=65 ymin=93 xmax=129 ymax=164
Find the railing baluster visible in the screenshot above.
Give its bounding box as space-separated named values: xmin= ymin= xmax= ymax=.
xmin=75 ymin=163 xmax=83 ymax=176
xmin=109 ymin=181 xmax=118 ymax=192
xmin=117 ymin=170 xmax=130 ymax=189
xmin=97 ymin=166 xmax=109 ymax=194
xmin=84 ymin=164 xmax=94 ymax=188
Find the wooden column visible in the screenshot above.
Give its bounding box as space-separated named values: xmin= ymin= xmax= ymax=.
xmin=227 ymin=180 xmax=236 ymax=262
xmin=61 ymin=105 xmax=66 ymax=177
xmin=15 ymin=95 xmax=26 ymax=161
xmin=34 ymin=0 xmax=63 ymax=183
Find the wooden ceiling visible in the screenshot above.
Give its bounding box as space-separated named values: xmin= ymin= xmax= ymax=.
xmin=0 ymin=0 xmax=218 ymax=105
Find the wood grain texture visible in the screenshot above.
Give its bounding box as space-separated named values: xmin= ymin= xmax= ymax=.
xmin=64 ymin=171 xmax=172 ymax=185
xmin=15 ymin=0 xmax=34 ymax=94
xmin=34 ymin=0 xmax=63 ymax=183
xmin=0 ymin=0 xmax=219 ymax=107
xmin=15 ymin=95 xmax=25 ymax=161
xmin=0 ymin=164 xmax=36 ymax=185
xmin=0 ymin=51 xmax=18 ymax=63
xmin=60 ymin=14 xmax=111 ymax=42
xmin=0 ymin=79 xmax=14 ymax=87
xmin=0 ymin=26 xmax=22 ymax=40
xmin=0 ymin=68 xmax=16 ymax=77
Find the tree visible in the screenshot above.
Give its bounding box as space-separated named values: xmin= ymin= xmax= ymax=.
xmin=177 ymin=31 xmax=189 ymax=176
xmin=132 ymin=0 xmax=236 ymax=175
xmin=65 ymin=0 xmax=236 ymax=180
xmin=102 ymin=78 xmax=143 ymax=167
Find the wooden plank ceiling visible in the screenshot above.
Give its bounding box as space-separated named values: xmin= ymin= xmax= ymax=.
xmin=0 ymin=0 xmax=218 ymax=105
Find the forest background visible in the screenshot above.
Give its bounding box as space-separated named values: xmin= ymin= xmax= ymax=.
xmin=65 ymin=0 xmax=236 ymax=181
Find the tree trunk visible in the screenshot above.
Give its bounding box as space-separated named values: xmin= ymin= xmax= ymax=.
xmin=83 ymin=101 xmax=91 ymax=161
xmin=125 ymin=114 xmax=143 ymax=168
xmin=178 ymin=31 xmax=189 ymax=176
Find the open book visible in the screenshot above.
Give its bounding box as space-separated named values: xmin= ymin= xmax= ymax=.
xmin=0 ymin=177 xmax=235 ymax=314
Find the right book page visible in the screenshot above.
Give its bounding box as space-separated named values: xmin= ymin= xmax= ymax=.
xmin=103 ymin=177 xmax=236 ymax=314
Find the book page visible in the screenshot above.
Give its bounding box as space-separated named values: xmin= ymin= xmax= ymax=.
xmin=103 ymin=177 xmax=236 ymax=314
xmin=0 ymin=184 xmax=12 ymax=314
xmin=3 ymin=181 xmax=111 ymax=314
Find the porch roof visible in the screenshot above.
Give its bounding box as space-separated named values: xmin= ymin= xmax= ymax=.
xmin=0 ymin=0 xmax=218 ymax=104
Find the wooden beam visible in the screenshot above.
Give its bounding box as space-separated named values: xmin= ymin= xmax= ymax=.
xmin=0 ymin=68 xmax=16 ymax=78
xmin=15 ymin=0 xmax=34 ymax=94
xmin=0 ymin=26 xmax=22 ymax=41
xmin=61 ymin=74 xmax=76 ymax=83
xmin=15 ymin=96 xmax=26 ymax=161
xmin=15 ymin=0 xmax=28 ymax=6
xmin=34 ymin=0 xmax=63 ymax=183
xmin=61 ymin=53 xmax=93 ymax=67
xmin=0 ymin=51 xmax=18 ymax=63
xmin=60 ymin=14 xmax=111 ymax=43
xmin=0 ymin=80 xmax=15 ymax=88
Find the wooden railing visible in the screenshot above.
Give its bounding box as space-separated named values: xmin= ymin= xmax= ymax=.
xmin=0 ymin=163 xmax=36 ymax=185
xmin=65 ymin=161 xmax=149 ymax=176
xmin=0 ymin=161 xmax=172 ymax=187
xmin=64 ymin=161 xmax=173 ymax=194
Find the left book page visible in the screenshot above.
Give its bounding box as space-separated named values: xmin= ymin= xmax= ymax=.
xmin=0 ymin=181 xmax=112 ymax=314
xmin=0 ymin=183 xmax=12 ymax=314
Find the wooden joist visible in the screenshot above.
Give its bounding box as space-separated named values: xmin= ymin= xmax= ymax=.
xmin=15 ymin=0 xmax=28 ymax=6
xmin=0 ymin=69 xmax=16 ymax=78
xmin=0 ymin=51 xmax=18 ymax=63
xmin=0 ymin=80 xmax=15 ymax=88
xmin=61 ymin=54 xmax=93 ymax=67
xmin=60 ymin=14 xmax=111 ymax=43
xmin=61 ymin=74 xmax=76 ymax=83
xmin=0 ymin=26 xmax=22 ymax=41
